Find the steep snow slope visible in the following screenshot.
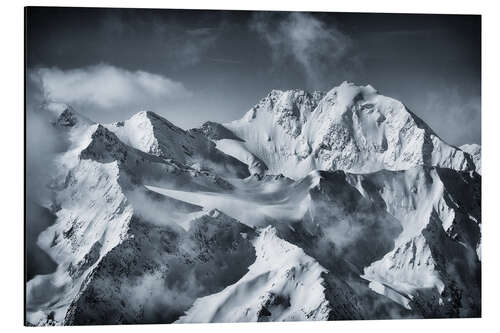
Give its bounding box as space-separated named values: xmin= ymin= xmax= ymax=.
xmin=26 ymin=108 xmax=246 ymax=325
xmin=198 ymin=121 xmax=270 ymax=177
xmin=106 ymin=111 xmax=250 ymax=178
xmin=350 ymin=167 xmax=481 ymax=317
xmin=460 ymin=144 xmax=481 ymax=175
xmin=26 ymin=146 xmax=134 ymax=325
xmin=205 ymin=82 xmax=474 ymax=179
xmin=177 ymin=226 xmax=364 ymax=323
xmin=214 ymin=139 xmax=269 ymax=176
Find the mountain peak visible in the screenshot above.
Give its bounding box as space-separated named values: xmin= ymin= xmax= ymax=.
xmin=128 ymin=110 xmax=181 ymax=129
xmin=132 ymin=110 xmax=161 ymax=119
xmin=79 ymin=124 xmax=128 ymax=163
xmin=217 ymin=82 xmax=475 ymax=178
xmin=244 ymin=82 xmax=380 ymax=127
xmin=323 ymin=82 xmax=379 ymax=107
xmin=40 ymin=102 xmax=94 ymax=128
xmin=241 ymin=87 xmax=324 ymax=129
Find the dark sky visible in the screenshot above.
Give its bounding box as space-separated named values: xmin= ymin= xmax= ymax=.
xmin=26 ymin=7 xmax=481 ymax=145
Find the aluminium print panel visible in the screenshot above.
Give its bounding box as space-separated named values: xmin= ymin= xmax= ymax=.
xmin=25 ymin=7 xmax=481 ymax=326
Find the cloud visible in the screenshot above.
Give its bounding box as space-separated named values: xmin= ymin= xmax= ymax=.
xmin=251 ymin=12 xmax=357 ymax=89
xmin=418 ymin=86 xmax=481 ymax=146
xmin=25 ymin=74 xmax=67 ymax=204
xmin=30 ymin=64 xmax=191 ymax=111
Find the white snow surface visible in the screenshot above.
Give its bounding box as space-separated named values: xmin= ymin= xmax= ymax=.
xmin=26 ymin=123 xmax=134 ymax=325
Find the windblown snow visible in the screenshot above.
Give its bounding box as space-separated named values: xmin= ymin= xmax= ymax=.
xmin=26 ymin=82 xmax=481 ymax=326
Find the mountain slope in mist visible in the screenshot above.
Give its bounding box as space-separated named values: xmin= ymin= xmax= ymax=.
xmin=25 ymin=83 xmax=481 ymax=325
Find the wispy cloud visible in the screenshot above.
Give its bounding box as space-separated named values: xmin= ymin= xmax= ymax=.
xmin=26 ymin=74 xmax=67 ymax=206
xmin=419 ymin=86 xmax=481 ymax=145
xmin=30 ymin=64 xmax=191 ymax=110
xmin=251 ymin=12 xmax=357 ymax=89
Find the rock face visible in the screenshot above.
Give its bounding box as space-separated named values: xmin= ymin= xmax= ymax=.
xmin=26 ymin=82 xmax=481 ymax=326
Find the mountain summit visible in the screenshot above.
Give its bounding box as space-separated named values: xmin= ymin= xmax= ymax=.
xmin=205 ymin=82 xmax=475 ymax=179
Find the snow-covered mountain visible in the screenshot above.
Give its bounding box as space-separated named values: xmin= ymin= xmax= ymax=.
xmin=177 ymin=226 xmax=365 ymax=323
xmin=204 ymin=82 xmax=476 ymax=179
xmin=106 ymin=111 xmax=250 ymax=179
xmin=26 ymin=83 xmax=481 ymax=325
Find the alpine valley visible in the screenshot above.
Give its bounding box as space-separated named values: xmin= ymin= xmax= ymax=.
xmin=25 ymin=82 xmax=481 ymax=325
